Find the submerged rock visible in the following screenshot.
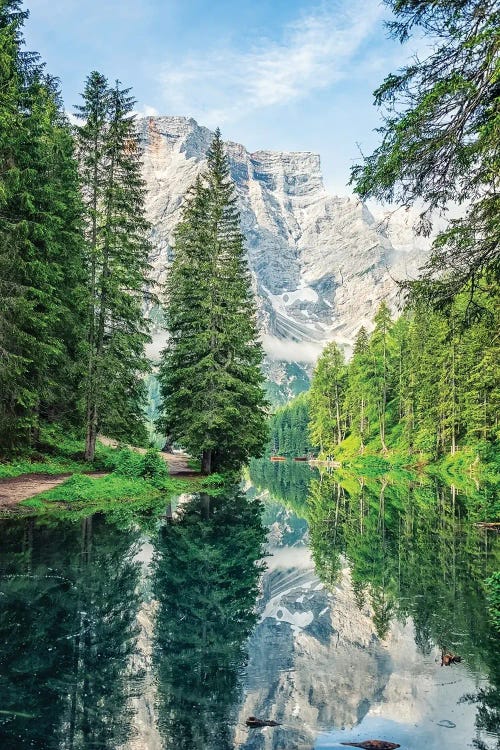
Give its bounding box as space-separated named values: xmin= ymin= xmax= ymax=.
xmin=340 ymin=742 xmax=401 ymax=749
xmin=246 ymin=716 xmax=281 ymax=728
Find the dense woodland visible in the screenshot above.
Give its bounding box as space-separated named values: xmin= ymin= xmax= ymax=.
xmin=0 ymin=1 xmax=267 ymax=471
xmin=270 ymin=287 xmax=499 ymax=461
xmin=0 ymin=2 xmax=153 ymax=458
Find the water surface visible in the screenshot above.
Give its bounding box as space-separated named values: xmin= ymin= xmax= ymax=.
xmin=0 ymin=465 xmax=498 ymax=749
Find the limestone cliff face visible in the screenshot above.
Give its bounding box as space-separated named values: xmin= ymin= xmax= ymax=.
xmin=138 ymin=116 xmax=427 ymax=370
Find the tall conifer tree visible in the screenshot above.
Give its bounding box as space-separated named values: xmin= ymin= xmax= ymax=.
xmin=158 ymin=131 xmax=268 ymax=473
xmin=75 ymin=74 xmax=152 ymax=460
xmin=0 ymin=1 xmax=86 ymax=450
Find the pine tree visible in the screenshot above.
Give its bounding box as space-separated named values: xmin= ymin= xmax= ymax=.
xmin=158 ymin=130 xmax=268 ymax=473
xmin=74 ymin=74 xmax=153 ymax=460
xmin=0 ymin=2 xmax=87 ymax=451
xmin=369 ymin=302 xmax=395 ymax=451
xmin=351 ymin=0 xmax=500 ymax=304
xmin=345 ymin=327 xmax=371 ymax=448
xmin=309 ymin=342 xmax=347 ymax=454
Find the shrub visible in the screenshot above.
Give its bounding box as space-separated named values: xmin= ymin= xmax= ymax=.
xmin=113 ymin=448 xmax=143 ymax=477
xmin=140 ymin=448 xmax=169 ymax=484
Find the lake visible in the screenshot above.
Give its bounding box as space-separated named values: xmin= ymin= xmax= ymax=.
xmin=0 ymin=461 xmax=498 ymax=749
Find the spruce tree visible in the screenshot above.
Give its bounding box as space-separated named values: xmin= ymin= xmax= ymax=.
xmin=309 ymin=342 xmax=347 ymax=454
xmin=158 ymin=130 xmax=268 ymax=473
xmin=369 ymin=302 xmax=395 ymax=451
xmin=0 ymin=2 xmax=86 ymax=451
xmin=350 ymin=0 xmax=500 ymax=304
xmin=345 ymin=327 xmax=371 ymax=448
xmin=74 ymin=74 xmax=153 ymax=460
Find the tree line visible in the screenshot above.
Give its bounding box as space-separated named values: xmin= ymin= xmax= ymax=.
xmin=0 ymin=2 xmax=152 ymax=457
xmin=0 ymin=1 xmax=267 ymax=471
xmin=271 ymin=286 xmax=499 ymax=461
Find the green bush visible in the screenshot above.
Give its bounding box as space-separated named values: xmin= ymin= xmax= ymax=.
xmin=113 ymin=448 xmax=143 ymax=477
xmin=140 ymin=448 xmax=169 ymax=482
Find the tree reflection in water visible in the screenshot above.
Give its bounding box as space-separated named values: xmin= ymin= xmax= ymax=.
xmin=0 ymin=514 xmax=143 ymax=749
xmin=251 ymin=460 xmax=500 ymax=748
xmin=152 ymin=488 xmax=266 ymax=750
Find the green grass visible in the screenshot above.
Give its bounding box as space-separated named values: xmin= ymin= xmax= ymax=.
xmin=20 ymin=471 xmax=202 ymax=524
xmin=0 ymin=425 xmax=122 ymax=478
xmin=0 ymin=456 xmax=92 ymax=478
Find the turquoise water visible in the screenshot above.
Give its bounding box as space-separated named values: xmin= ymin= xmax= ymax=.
xmin=0 ymin=465 xmax=498 ymax=749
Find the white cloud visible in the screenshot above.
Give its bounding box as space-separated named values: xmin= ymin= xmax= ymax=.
xmin=158 ymin=1 xmax=385 ymax=126
xmin=133 ymin=104 xmax=159 ymax=117
xmin=262 ymin=334 xmax=323 ymax=364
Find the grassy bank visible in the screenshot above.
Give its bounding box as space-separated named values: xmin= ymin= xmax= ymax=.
xmin=315 ymin=433 xmax=499 ymax=488
xmin=0 ymin=426 xmax=120 ymax=478
xmin=0 ymin=426 xmax=209 ymax=518
xmin=21 ymin=471 xmax=201 ymax=524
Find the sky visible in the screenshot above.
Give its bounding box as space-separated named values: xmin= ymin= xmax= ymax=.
xmin=25 ymin=0 xmax=423 ymax=194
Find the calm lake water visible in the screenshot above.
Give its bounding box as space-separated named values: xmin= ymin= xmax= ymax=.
xmin=0 ymin=461 xmax=498 ymax=749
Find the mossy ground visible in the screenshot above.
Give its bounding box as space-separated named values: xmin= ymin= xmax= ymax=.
xmin=0 ymin=426 xmax=119 ymax=478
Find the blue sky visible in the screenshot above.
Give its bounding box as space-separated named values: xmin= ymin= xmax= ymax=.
xmin=25 ymin=0 xmax=422 ymax=193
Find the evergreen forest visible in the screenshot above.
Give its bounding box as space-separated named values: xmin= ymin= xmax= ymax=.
xmin=270 ymin=287 xmax=499 ymax=470
xmin=0 ymin=1 xmax=267 ymax=474
xmin=0 ymin=0 xmax=498 ymax=480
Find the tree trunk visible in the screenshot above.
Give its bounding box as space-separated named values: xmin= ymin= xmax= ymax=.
xmin=202 ymin=448 xmax=212 ymax=474
xmin=84 ymin=404 xmax=98 ymax=461
xmin=84 ymin=125 xmax=100 ymax=464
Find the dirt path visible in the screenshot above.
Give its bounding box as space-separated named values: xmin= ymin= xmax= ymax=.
xmin=98 ymin=437 xmax=194 ymax=476
xmin=0 ymin=472 xmax=108 ymax=509
xmin=0 ymin=440 xmax=196 ymax=511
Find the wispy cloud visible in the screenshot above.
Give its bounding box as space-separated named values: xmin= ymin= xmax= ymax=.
xmin=158 ymin=1 xmax=385 ymax=125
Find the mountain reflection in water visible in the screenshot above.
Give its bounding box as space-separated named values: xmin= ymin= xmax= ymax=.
xmin=0 ymin=467 xmax=498 ymax=749
xmin=244 ymin=459 xmax=499 ymax=750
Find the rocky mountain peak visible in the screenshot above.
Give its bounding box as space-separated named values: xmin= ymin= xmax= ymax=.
xmin=139 ymin=115 xmax=429 ymax=396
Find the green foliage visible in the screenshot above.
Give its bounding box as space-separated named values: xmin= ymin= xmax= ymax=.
xmin=20 ymin=468 xmax=196 ymax=520
xmin=139 ymin=448 xmax=170 ymax=485
xmin=157 ymin=130 xmax=268 ymax=473
xmin=74 ymin=72 xmax=153 ymax=460
xmin=35 ymin=474 xmax=158 ymax=503
xmin=112 ymin=448 xmax=144 ymax=478
xmin=350 ymin=0 xmax=500 ymax=304
xmin=485 ymin=572 xmax=500 ymax=632
xmin=305 ymin=290 xmax=499 ymax=467
xmin=309 ymin=342 xmax=348 ymax=453
xmin=0 ymin=2 xmax=87 ymax=451
xmin=268 ymin=391 xmax=312 ymax=457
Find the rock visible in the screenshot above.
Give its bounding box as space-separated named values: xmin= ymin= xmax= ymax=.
xmin=441 ymin=651 xmax=462 ymax=666
xmin=245 ymin=716 xmax=281 ymax=728
xmin=341 ymin=742 xmax=401 ymax=749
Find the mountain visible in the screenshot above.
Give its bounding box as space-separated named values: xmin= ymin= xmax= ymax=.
xmin=138 ymin=116 xmax=428 ymax=400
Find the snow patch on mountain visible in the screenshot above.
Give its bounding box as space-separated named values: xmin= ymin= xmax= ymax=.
xmin=138 ymin=115 xmax=429 ymax=387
